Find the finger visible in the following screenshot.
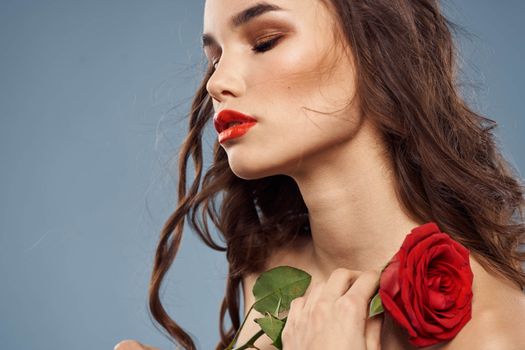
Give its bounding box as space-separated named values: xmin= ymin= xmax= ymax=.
xmin=114 ymin=340 xmax=160 ymax=350
xmin=303 ymin=281 xmax=324 ymax=314
xmin=322 ymin=268 xmax=362 ymax=301
xmin=366 ymin=313 xmax=384 ymax=350
xmin=339 ymin=270 xmax=381 ymax=329
xmin=341 ymin=269 xmax=381 ymax=302
xmin=286 ymin=295 xmax=305 ymax=326
xmin=142 ymin=344 xmax=160 ymax=350
xmin=282 ymin=296 xmax=305 ymax=346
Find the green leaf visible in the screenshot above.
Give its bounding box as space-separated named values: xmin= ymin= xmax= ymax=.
xmin=252 ymin=266 xmax=312 ymax=316
xmin=254 ymin=313 xmax=285 ymax=349
xmin=368 ymin=292 xmax=384 ymax=318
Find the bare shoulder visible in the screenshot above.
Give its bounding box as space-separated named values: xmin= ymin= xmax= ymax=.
xmin=445 ymin=296 xmax=525 ymax=350
xmin=236 ymin=237 xmax=313 ymax=349
xmin=442 ymin=259 xmax=525 ymax=350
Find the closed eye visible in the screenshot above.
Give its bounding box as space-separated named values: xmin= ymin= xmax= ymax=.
xmin=252 ymin=35 xmax=283 ymax=53
xmin=212 ymin=35 xmax=284 ymax=69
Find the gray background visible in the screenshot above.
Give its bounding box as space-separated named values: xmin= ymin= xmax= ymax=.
xmin=0 ymin=1 xmax=523 ymax=349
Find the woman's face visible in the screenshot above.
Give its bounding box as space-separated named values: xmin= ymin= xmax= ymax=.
xmin=203 ymin=0 xmax=361 ymax=180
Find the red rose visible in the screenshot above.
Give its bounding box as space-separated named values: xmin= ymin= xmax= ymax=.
xmin=379 ymin=222 xmax=474 ymax=348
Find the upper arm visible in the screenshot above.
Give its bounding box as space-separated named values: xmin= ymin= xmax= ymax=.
xmin=234 ymin=273 xmax=277 ymax=350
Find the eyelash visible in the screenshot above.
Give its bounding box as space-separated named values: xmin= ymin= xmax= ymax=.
xmin=212 ymin=35 xmax=283 ymax=69
xmin=252 ymin=35 xmax=283 ymax=53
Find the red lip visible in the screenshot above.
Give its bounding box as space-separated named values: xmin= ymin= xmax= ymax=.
xmin=213 ymin=109 xmax=258 ymax=134
xmin=217 ymin=123 xmax=257 ymax=143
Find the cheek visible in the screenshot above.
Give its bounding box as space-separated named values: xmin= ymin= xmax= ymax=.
xmin=261 ymin=57 xmax=360 ymax=159
xmin=256 ymin=38 xmax=358 ymax=136
xmin=226 ymin=85 xmax=361 ymax=181
xmin=226 ymin=25 xmax=360 ymax=178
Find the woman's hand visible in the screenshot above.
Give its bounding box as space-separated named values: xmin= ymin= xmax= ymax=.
xmin=281 ymin=268 xmax=384 ymax=350
xmin=113 ymin=340 xmax=160 ymax=350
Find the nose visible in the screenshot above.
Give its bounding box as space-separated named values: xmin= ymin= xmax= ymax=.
xmin=205 ymin=56 xmax=244 ymax=103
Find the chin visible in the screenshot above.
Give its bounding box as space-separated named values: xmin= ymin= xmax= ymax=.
xmin=228 ymin=161 xmax=278 ymax=180
xmin=225 ymin=142 xmax=311 ymax=180
xmin=227 ymin=152 xmax=291 ymax=180
xmin=228 ymin=156 xmax=307 ymax=180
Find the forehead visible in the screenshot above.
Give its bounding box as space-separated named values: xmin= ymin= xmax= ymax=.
xmin=203 ymin=0 xmax=290 ymax=31
xmin=201 ymin=0 xmax=347 ymax=64
xmin=202 ymin=0 xmax=332 ymax=47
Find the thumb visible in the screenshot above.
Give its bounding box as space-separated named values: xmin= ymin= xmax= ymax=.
xmin=141 ymin=344 xmax=160 ymax=350
xmin=114 ymin=339 xmax=161 ymax=350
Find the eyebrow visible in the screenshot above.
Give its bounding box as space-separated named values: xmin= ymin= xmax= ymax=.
xmin=202 ymin=2 xmax=285 ymax=49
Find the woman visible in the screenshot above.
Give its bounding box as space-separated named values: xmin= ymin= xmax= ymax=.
xmin=115 ymin=0 xmax=525 ymax=349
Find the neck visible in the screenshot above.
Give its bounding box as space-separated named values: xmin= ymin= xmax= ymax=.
xmin=289 ymin=119 xmax=424 ymax=279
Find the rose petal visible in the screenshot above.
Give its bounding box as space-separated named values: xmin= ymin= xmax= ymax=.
xmin=400 ymin=225 xmax=440 ymax=255
xmin=428 ymin=288 xmax=454 ymax=310
xmin=379 ymin=289 xmax=418 ymax=337
xmin=380 ymin=255 xmax=402 ymax=296
xmin=379 ymin=222 xmax=474 ymax=348
xmin=410 ymin=335 xmax=442 ymax=348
